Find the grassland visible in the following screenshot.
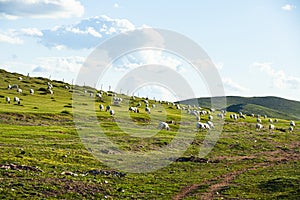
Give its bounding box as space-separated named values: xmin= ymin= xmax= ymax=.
xmin=0 ymin=69 xmax=299 ymax=199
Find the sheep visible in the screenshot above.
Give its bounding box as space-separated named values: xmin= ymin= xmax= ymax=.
xmin=109 ymin=110 xmax=115 ymax=116
xmin=196 ymin=122 xmax=210 ymax=131
xmin=17 ymin=88 xmax=22 ymax=94
xmin=129 ymin=107 xmax=139 ymax=113
xmin=230 ymin=114 xmax=238 ymax=120
xmin=208 ymin=115 xmax=213 ymax=121
xmin=145 ymin=107 xmax=151 ymax=114
xmin=256 ymin=123 xmax=263 ymax=131
xmin=14 ymin=96 xmax=20 ymax=105
xmin=84 ymin=90 xmax=87 ymax=95
xmin=264 ymin=115 xmax=267 ymax=119
xmin=268 ymin=119 xmax=273 ymax=123
xmin=65 ymin=85 xmax=70 ymax=90
xmin=152 ymin=104 xmax=156 ymax=108
xmin=30 ymin=89 xmax=34 ymax=95
xmin=6 ymin=97 xmax=10 ymax=104
xmin=49 ymin=89 xmax=54 ymax=95
xmin=136 ymin=103 xmax=141 ymax=107
xmin=99 ymin=104 xmax=104 ymax=111
xmin=7 ymin=84 xmax=12 ymax=89
xmin=217 ymin=113 xmax=224 ymax=119
xmin=288 ymin=126 xmax=294 ymax=132
xmin=269 ymin=124 xmax=275 ymax=132
xmin=206 ymin=121 xmax=214 ymax=129
xmin=18 ymin=77 xmax=23 ymax=81
xmin=257 ymin=118 xmax=262 ymax=123
xmin=158 ymin=122 xmax=170 ymax=131
xmin=145 ymin=103 xmax=149 ymax=107
xmin=290 ymin=121 xmax=295 ymax=127
xmin=196 ymin=115 xmax=201 ymax=121
xmin=251 ymin=114 xmax=255 ymax=118
xmin=176 ymin=104 xmax=181 ymax=109
xmin=89 ymin=93 xmax=94 ymax=97
xmin=143 ymin=100 xmax=149 ymax=104
xmin=96 ymin=93 xmax=102 ymax=99
xmin=240 ymin=114 xmax=246 ymax=119
xmin=274 ymin=119 xmax=278 ymax=123
xmin=106 ymin=105 xmax=111 ymax=112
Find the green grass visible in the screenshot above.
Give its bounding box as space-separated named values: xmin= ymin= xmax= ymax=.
xmin=0 ymin=69 xmax=299 ymax=199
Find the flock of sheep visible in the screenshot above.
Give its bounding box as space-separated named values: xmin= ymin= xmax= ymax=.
xmin=3 ymin=76 xmax=297 ymax=134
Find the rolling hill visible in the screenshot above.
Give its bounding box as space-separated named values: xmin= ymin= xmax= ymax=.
xmin=178 ymin=96 xmax=300 ymax=120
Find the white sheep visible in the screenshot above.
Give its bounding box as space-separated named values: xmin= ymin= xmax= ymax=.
xmin=240 ymin=114 xmax=246 ymax=119
xmin=109 ymin=110 xmax=115 ymax=116
xmin=290 ymin=121 xmax=295 ymax=127
xmin=268 ymin=119 xmax=273 ymax=123
xmin=145 ymin=107 xmax=151 ymax=114
xmin=208 ymin=115 xmax=213 ymax=121
xmin=89 ymin=93 xmax=94 ymax=97
xmin=99 ymin=104 xmax=104 ymax=111
xmin=269 ymin=124 xmax=275 ymax=132
xmin=257 ymin=118 xmax=262 ymax=123
xmin=217 ymin=113 xmax=224 ymax=119
xmin=230 ymin=114 xmax=238 ymax=120
xmin=129 ymin=107 xmax=139 ymax=113
xmin=106 ymin=105 xmax=111 ymax=112
xmin=288 ymin=126 xmax=293 ymax=132
xmin=256 ymin=123 xmax=263 ymax=131
xmin=274 ymin=119 xmax=278 ymax=123
xmin=152 ymin=104 xmax=156 ymax=108
xmin=49 ymin=89 xmax=53 ymax=95
xmin=176 ymin=104 xmax=181 ymax=109
xmin=17 ymin=88 xmax=22 ymax=94
xmin=14 ymin=96 xmax=20 ymax=104
xmin=158 ymin=122 xmax=170 ymax=131
xmin=196 ymin=115 xmax=201 ymax=121
xmin=96 ymin=93 xmax=102 ymax=99
xmin=18 ymin=77 xmax=23 ymax=81
xmin=30 ymin=89 xmax=34 ymax=95
xmin=206 ymin=121 xmax=214 ymax=129
xmin=7 ymin=84 xmax=12 ymax=89
xmin=196 ymin=122 xmax=210 ymax=131
xmin=6 ymin=97 xmax=10 ymax=104
xmin=136 ymin=103 xmax=141 ymax=107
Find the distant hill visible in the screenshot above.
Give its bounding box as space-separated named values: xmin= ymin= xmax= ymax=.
xmin=178 ymin=96 xmax=300 ymax=120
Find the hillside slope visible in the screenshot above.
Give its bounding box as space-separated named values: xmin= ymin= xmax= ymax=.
xmin=179 ymin=96 xmax=300 ymax=120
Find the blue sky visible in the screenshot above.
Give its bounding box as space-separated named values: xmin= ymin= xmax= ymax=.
xmin=0 ymin=0 xmax=300 ymax=101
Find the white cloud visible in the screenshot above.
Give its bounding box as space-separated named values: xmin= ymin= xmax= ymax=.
xmin=0 ymin=0 xmax=84 ymax=19
xmin=0 ymin=32 xmax=23 ymax=44
xmin=281 ymin=4 xmax=296 ymax=11
xmin=32 ymin=15 xmax=137 ymax=49
xmin=222 ymin=77 xmax=247 ymax=92
xmin=113 ymin=3 xmax=119 ymax=8
xmin=252 ymin=62 xmax=300 ymax=89
xmin=21 ymin=28 xmax=43 ymax=37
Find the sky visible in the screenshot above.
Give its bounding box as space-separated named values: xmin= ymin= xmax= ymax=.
xmin=0 ymin=0 xmax=300 ymax=101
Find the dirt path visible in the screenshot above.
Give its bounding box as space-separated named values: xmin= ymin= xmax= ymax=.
xmin=173 ymin=146 xmax=300 ymax=200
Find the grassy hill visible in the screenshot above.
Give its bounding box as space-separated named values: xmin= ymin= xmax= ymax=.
xmin=0 ymin=69 xmax=299 ymax=199
xmin=179 ymin=96 xmax=300 ymax=120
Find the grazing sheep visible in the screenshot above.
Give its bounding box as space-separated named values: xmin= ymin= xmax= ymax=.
xmin=109 ymin=110 xmax=115 ymax=116
xmin=274 ymin=119 xmax=278 ymax=123
xmin=14 ymin=96 xmax=20 ymax=105
xmin=152 ymin=104 xmax=156 ymax=108
xmin=230 ymin=114 xmax=238 ymax=120
xmin=30 ymin=89 xmax=34 ymax=95
xmin=268 ymin=119 xmax=273 ymax=123
xmin=18 ymin=77 xmax=23 ymax=81
xmin=49 ymin=89 xmax=54 ymax=95
xmin=17 ymin=88 xmax=22 ymax=94
xmin=7 ymin=84 xmax=12 ymax=89
xmin=136 ymin=103 xmax=141 ymax=107
xmin=269 ymin=124 xmax=275 ymax=132
xmin=240 ymin=114 xmax=246 ymax=119
xmin=251 ymin=114 xmax=255 ymax=117
xmin=129 ymin=107 xmax=139 ymax=113
xmin=257 ymin=118 xmax=262 ymax=123
xmin=99 ymin=104 xmax=104 ymax=111
xmin=65 ymin=85 xmax=70 ymax=90
xmin=89 ymin=93 xmax=94 ymax=97
xmin=143 ymin=100 xmax=149 ymax=104
xmin=256 ymin=123 xmax=263 ymax=131
xmin=196 ymin=115 xmax=201 ymax=121
xmin=217 ymin=113 xmax=224 ymax=119
xmin=158 ymin=122 xmax=170 ymax=131
xmin=264 ymin=115 xmax=267 ymax=119
xmin=208 ymin=115 xmax=213 ymax=121
xmin=145 ymin=107 xmax=151 ymax=114
xmin=290 ymin=121 xmax=296 ymax=127
xmin=288 ymin=126 xmax=293 ymax=132
xmin=96 ymin=93 xmax=102 ymax=99
xmin=176 ymin=104 xmax=181 ymax=109
xmin=84 ymin=90 xmax=87 ymax=95
xmin=106 ymin=105 xmax=111 ymax=112
xmin=196 ymin=122 xmax=210 ymax=131
xmin=206 ymin=121 xmax=214 ymax=129
xmin=6 ymin=97 xmax=10 ymax=104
